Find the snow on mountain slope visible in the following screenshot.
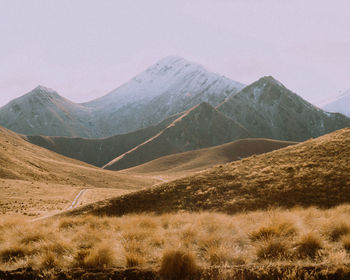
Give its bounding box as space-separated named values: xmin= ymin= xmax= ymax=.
xmin=323 ymin=90 xmax=350 ymax=117
xmin=0 ymin=86 xmax=95 ymax=137
xmin=87 ymin=56 xmax=244 ymax=110
xmin=86 ymin=56 xmax=246 ymax=135
xmin=0 ymin=57 xmax=245 ymax=138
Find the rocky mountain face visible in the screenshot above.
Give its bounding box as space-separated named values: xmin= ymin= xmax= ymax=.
xmin=217 ymin=77 xmax=350 ymax=141
xmin=0 ymin=86 xmax=95 ymax=137
xmin=323 ymin=90 xmax=350 ymax=117
xmin=103 ymin=102 xmax=250 ymax=170
xmin=0 ymin=57 xmax=244 ymax=138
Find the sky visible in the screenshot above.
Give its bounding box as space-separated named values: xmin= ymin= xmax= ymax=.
xmin=0 ymin=0 xmax=349 ymax=107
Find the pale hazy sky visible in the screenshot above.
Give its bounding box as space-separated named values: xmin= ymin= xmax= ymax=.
xmin=0 ymin=0 xmax=349 ymax=107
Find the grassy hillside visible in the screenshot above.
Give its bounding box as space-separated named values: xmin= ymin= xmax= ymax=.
xmin=0 ymin=126 xmax=157 ymax=217
xmin=125 ymin=138 xmax=297 ymax=178
xmin=71 ymin=127 xmax=350 ymax=216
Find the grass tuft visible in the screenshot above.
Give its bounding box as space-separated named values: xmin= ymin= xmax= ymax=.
xmin=328 ymin=223 xmax=350 ymax=242
xmin=159 ymin=249 xmax=198 ymax=280
xmin=125 ymin=252 xmax=144 ymax=267
xmin=250 ymin=222 xmax=297 ymax=241
xmin=256 ymin=239 xmax=290 ymax=260
xmin=0 ymin=246 xmax=29 ymax=263
xmin=342 ymin=236 xmax=350 ymax=253
xmin=83 ymin=244 xmax=115 ymax=269
xmin=295 ymin=232 xmax=323 ymax=259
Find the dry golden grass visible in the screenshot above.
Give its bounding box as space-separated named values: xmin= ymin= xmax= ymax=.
xmin=0 ymin=127 xmax=157 ymax=188
xmin=123 ymin=138 xmax=296 ymax=180
xmin=71 ymin=128 xmax=350 ymax=217
xmin=159 ymin=249 xmax=198 ymax=280
xmin=2 ymin=206 xmax=350 ymax=273
xmin=0 ymin=126 xmax=159 ymax=218
xmin=295 ymin=232 xmax=323 ymax=259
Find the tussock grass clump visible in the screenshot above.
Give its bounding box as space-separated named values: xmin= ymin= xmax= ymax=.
xmin=0 ymin=246 xmax=29 ymax=263
xmin=83 ymin=244 xmax=115 ymax=269
xmin=328 ymin=223 xmax=350 ymax=242
xmin=249 ymin=221 xmax=297 ymax=241
xmin=20 ymin=233 xmax=45 ymax=245
xmin=58 ymin=217 xmax=87 ymax=230
xmin=256 ymin=239 xmax=290 ymax=260
xmin=39 ymin=251 xmax=61 ymax=269
xmin=295 ymin=232 xmax=323 ymax=259
xmin=73 ymin=244 xmax=115 ymax=269
xmin=205 ymin=245 xmax=230 ymax=265
xmin=159 ymin=249 xmax=198 ymax=280
xmin=125 ymin=252 xmax=144 ymax=267
xmin=342 ymin=236 xmax=350 ymax=253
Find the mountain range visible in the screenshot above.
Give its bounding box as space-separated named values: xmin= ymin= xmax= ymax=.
xmin=217 ymin=76 xmax=350 ymax=141
xmin=1 ymin=56 xmax=350 ymax=170
xmin=0 ymin=56 xmax=244 ymax=138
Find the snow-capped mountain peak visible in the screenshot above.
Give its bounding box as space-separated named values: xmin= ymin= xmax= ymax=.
xmin=86 ymin=56 xmax=245 ymax=110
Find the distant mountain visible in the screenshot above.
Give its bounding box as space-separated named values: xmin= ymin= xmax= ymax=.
xmin=217 ymin=76 xmax=350 ymax=141
xmin=0 ymin=57 xmax=245 ymax=138
xmin=69 ymin=128 xmax=350 ymax=217
xmin=85 ymin=56 xmax=245 ymax=134
xmin=323 ymin=90 xmax=350 ymax=117
xmin=24 ymin=113 xmax=180 ymax=167
xmin=124 ymin=138 xmax=297 ymax=176
xmin=1 ymin=60 xmax=349 ymax=142
xmin=103 ymin=102 xmax=250 ymax=170
xmin=0 ymin=86 xmax=95 ymax=137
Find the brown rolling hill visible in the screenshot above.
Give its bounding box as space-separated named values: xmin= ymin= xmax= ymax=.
xmin=0 ymin=126 xmax=159 ymax=217
xmin=124 ymin=138 xmax=297 ymax=178
xmin=69 ymin=127 xmax=350 ymax=217
xmin=0 ymin=126 xmax=155 ymax=188
xmin=103 ymin=102 xmax=250 ymax=171
xmin=23 ymin=113 xmax=180 ymax=167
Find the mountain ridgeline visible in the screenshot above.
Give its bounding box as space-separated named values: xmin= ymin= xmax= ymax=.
xmin=1 ymin=57 xmax=350 ymax=170
xmin=0 ymin=56 xmax=244 ymax=138
xmin=217 ymin=76 xmax=350 ymax=141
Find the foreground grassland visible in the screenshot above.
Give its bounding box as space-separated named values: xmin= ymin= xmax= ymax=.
xmin=2 ymin=206 xmax=350 ymax=279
